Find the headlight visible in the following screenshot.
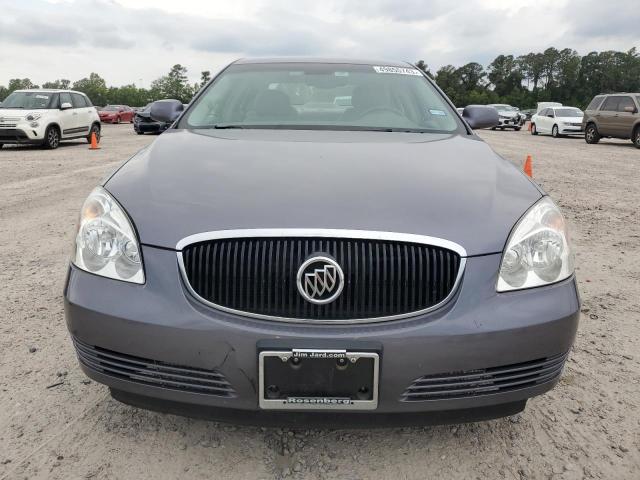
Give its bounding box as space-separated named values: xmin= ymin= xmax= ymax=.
xmin=26 ymin=112 xmax=42 ymax=121
xmin=497 ymin=197 xmax=573 ymax=292
xmin=72 ymin=187 xmax=144 ymax=284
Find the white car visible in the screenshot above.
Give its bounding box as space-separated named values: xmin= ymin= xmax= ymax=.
xmin=530 ymin=106 xmax=584 ymax=138
xmin=0 ymin=89 xmax=100 ymax=149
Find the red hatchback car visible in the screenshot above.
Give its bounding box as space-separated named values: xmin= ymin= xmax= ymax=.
xmin=98 ymin=105 xmax=134 ymax=123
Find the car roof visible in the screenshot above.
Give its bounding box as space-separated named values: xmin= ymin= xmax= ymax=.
xmin=233 ymin=57 xmax=414 ymax=67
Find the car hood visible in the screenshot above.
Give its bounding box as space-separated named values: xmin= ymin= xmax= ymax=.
xmin=556 ymin=116 xmax=583 ymax=122
xmin=498 ymin=111 xmax=519 ymax=117
xmin=0 ymin=109 xmax=29 ymax=118
xmin=105 ymin=129 xmax=542 ymax=256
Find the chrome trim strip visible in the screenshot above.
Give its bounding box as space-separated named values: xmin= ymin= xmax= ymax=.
xmin=176 ymin=229 xmax=467 ymax=257
xmin=176 ymin=228 xmax=467 ymax=325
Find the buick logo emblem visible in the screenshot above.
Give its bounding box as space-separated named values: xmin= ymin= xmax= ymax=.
xmin=296 ymin=256 xmax=344 ymax=305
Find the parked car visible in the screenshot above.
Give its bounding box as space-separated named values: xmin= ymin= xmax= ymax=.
xmin=133 ymin=102 xmax=173 ymax=134
xmin=0 ymin=89 xmax=100 ymax=149
xmin=98 ymin=105 xmax=134 ymax=123
xmin=488 ymin=104 xmax=522 ymax=130
xmin=583 ymin=93 xmax=640 ymax=148
xmin=65 ymin=58 xmax=578 ymax=426
xmin=530 ymin=106 xmax=584 ymax=138
xmin=520 ymin=109 xmax=535 ymax=121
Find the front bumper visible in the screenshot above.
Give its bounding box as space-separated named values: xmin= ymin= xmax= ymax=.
xmin=134 ymin=121 xmax=167 ymax=133
xmin=64 ymin=245 xmax=580 ymax=424
xmin=0 ymin=127 xmax=44 ymax=144
xmin=497 ymin=118 xmax=520 ymax=128
xmin=558 ymin=126 xmax=584 ymax=135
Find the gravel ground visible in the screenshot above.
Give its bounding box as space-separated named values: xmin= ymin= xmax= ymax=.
xmin=0 ymin=124 xmax=638 ymax=479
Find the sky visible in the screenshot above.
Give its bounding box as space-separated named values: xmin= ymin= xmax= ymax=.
xmin=0 ymin=0 xmax=638 ymax=87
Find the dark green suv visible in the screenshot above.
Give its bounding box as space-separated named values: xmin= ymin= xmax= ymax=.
xmin=583 ymin=93 xmax=640 ymax=148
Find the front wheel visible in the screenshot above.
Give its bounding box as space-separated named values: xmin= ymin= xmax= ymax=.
xmin=585 ymin=124 xmax=600 ymax=144
xmin=552 ymin=125 xmax=560 ymax=138
xmin=531 ymin=123 xmax=538 ymax=135
xmin=514 ymin=126 xmax=521 ymax=131
xmin=87 ymin=124 xmax=101 ymax=144
xmin=633 ymin=128 xmax=640 ymax=149
xmin=116 ymin=116 xmax=121 ymax=124
xmin=43 ymin=125 xmax=60 ymax=149
xmin=136 ymin=130 xmax=144 ymax=135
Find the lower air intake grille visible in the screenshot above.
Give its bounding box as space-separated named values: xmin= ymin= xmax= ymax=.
xmin=401 ymin=352 xmax=568 ymax=401
xmin=73 ymin=337 xmax=235 ymax=397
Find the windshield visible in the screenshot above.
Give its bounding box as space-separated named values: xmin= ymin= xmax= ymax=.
xmin=181 ymin=63 xmax=462 ymax=133
xmin=555 ymin=108 xmax=583 ymax=117
xmin=490 ymin=105 xmax=510 ymax=111
xmin=102 ymin=105 xmax=120 ymax=111
xmin=0 ymin=91 xmax=56 ymax=109
xmin=505 ymin=106 xmax=519 ymax=111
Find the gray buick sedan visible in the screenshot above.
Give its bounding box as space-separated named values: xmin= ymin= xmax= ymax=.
xmin=64 ymin=58 xmax=579 ymax=426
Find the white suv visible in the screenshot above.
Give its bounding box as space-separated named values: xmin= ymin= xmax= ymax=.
xmin=0 ymin=89 xmax=100 ymax=149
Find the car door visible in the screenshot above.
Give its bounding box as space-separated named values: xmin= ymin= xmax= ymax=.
xmin=614 ymin=96 xmax=637 ymax=138
xmin=71 ymin=93 xmax=91 ymax=136
xmin=537 ymin=109 xmax=550 ymax=133
xmin=597 ymin=97 xmax=619 ymax=136
xmin=58 ymin=92 xmax=79 ymax=137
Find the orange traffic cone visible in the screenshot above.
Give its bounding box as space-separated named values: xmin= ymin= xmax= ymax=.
xmin=527 ymin=121 xmax=532 ymax=132
xmin=523 ymin=155 xmax=533 ymax=177
xmin=89 ymin=131 xmax=100 ymax=150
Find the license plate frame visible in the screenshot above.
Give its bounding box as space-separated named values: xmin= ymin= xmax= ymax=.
xmin=258 ymin=349 xmax=379 ymax=410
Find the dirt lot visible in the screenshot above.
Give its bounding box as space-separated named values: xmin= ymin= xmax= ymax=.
xmin=1 ymin=124 xmax=638 ymax=479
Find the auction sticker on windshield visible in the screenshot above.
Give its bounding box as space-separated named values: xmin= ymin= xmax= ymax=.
xmin=372 ymin=66 xmax=422 ymax=75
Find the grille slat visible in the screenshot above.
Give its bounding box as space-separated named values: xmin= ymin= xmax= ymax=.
xmin=73 ymin=338 xmax=235 ymax=397
xmin=402 ymin=353 xmax=567 ymax=401
xmin=181 ymin=236 xmax=462 ymax=322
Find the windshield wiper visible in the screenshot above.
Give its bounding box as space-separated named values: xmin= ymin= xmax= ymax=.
xmin=212 ymin=124 xmax=246 ymax=129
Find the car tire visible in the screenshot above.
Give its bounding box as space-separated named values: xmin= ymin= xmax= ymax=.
xmin=87 ymin=124 xmax=101 ymax=144
xmin=136 ymin=130 xmax=144 ymax=135
xmin=491 ymin=127 xmax=496 ymax=130
xmin=633 ymin=127 xmax=640 ymax=149
xmin=515 ymin=127 xmax=521 ymax=131
xmin=585 ymin=124 xmax=600 ymax=144
xmin=116 ymin=116 xmax=121 ymax=124
xmin=552 ymin=125 xmax=560 ymax=138
xmin=43 ymin=125 xmax=60 ymax=149
xmin=531 ymin=123 xmax=538 ymax=135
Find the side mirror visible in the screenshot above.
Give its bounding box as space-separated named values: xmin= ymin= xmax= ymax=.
xmin=623 ymin=106 xmax=637 ymax=113
xmin=60 ymin=102 xmax=72 ymax=110
xmin=462 ymin=105 xmax=499 ymax=130
xmin=150 ymin=99 xmax=184 ymax=123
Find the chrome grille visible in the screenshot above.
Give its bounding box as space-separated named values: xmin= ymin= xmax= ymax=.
xmin=180 ymin=232 xmax=463 ymax=322
xmin=73 ymin=337 xmax=235 ymax=397
xmin=401 ymin=352 xmax=568 ymax=401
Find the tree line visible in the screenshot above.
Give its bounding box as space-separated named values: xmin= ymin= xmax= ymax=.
xmin=1 ymin=47 xmax=638 ymax=109
xmin=416 ymin=47 xmax=639 ymax=109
